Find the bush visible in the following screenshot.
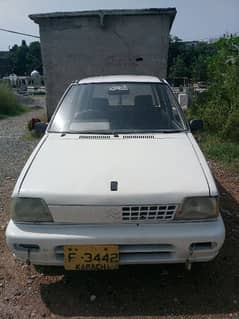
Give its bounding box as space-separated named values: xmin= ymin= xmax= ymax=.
xmin=199 ymin=133 xmax=239 ymax=173
xmin=0 ymin=84 xmax=26 ymax=118
xmin=189 ymin=37 xmax=239 ymax=143
xmin=191 ymin=84 xmax=239 ymax=142
xmin=222 ymin=108 xmax=239 ymax=141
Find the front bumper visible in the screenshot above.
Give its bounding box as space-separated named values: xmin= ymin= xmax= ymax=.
xmin=6 ymin=216 xmax=225 ymax=266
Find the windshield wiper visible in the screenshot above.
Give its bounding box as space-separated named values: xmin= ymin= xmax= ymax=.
xmin=157 ymin=129 xmax=185 ymax=133
xmin=61 ymin=131 xmax=112 ymax=135
xmin=57 ymin=129 xmax=186 ymax=135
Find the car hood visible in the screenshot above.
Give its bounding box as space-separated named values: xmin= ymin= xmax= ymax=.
xmin=19 ymin=133 xmax=210 ymax=205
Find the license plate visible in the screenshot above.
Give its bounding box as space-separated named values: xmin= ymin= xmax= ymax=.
xmin=64 ymin=245 xmax=119 ymax=270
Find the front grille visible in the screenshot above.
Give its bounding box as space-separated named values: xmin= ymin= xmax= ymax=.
xmin=122 ymin=204 xmax=177 ymax=222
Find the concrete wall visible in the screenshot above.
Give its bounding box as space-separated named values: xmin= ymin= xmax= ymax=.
xmin=30 ymin=9 xmax=176 ymax=118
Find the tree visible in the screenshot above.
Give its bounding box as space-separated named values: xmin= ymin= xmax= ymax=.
xmin=191 ymin=36 xmax=239 ymax=141
xmin=192 ymin=54 xmax=208 ymax=81
xmin=168 ymin=36 xmax=217 ymax=82
xmin=169 ymin=55 xmax=188 ymax=78
xmin=26 ymin=42 xmax=43 ymax=74
xmin=9 ymin=40 xmax=42 ymax=75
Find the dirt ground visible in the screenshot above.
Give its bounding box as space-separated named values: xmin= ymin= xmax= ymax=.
xmin=0 ymin=112 xmax=239 ymax=318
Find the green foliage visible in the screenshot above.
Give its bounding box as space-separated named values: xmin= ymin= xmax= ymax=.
xmin=190 ymin=36 xmax=239 ymax=143
xmin=168 ymin=36 xmax=217 ymax=82
xmin=222 ymin=108 xmax=239 ymax=141
xmin=9 ymin=40 xmax=42 ymax=75
xmin=199 ymin=133 xmax=239 ymax=173
xmin=0 ymin=84 xmax=26 ymax=118
xmin=169 ymin=55 xmax=187 ymax=78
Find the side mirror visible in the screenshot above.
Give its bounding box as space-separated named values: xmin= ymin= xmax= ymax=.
xmin=189 ymin=119 xmax=203 ymax=132
xmin=34 ymin=122 xmax=48 ymax=135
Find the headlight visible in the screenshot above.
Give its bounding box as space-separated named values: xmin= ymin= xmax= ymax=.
xmin=175 ymin=197 xmax=219 ymax=220
xmin=11 ymin=197 xmax=53 ymax=223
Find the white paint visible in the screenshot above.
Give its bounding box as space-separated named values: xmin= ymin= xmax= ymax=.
xmin=79 ymin=75 xmax=162 ymax=84
xmin=17 ymin=133 xmax=211 ymax=205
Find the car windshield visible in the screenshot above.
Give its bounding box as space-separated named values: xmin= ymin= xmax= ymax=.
xmin=49 ymin=82 xmax=186 ymax=133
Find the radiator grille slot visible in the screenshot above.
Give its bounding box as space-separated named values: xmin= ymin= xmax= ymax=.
xmin=79 ymin=135 xmax=111 ymax=139
xmin=122 ymin=204 xmax=177 ymax=222
xmin=123 ymin=135 xmax=155 ymax=139
xmin=120 ymin=244 xmax=176 ymax=263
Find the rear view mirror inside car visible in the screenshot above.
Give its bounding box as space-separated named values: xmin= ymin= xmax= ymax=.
xmin=108 ymin=85 xmax=129 ymax=95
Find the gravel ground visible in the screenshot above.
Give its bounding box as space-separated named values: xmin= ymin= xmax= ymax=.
xmin=0 ymin=108 xmax=239 ymax=319
xmin=0 ymin=100 xmax=45 ymax=185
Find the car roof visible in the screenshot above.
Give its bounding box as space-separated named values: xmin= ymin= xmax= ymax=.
xmin=78 ymin=75 xmax=162 ymax=84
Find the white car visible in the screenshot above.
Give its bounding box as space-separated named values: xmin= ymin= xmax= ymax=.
xmin=6 ymin=75 xmax=225 ymax=271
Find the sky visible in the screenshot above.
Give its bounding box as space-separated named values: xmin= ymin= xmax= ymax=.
xmin=0 ymin=0 xmax=238 ymax=50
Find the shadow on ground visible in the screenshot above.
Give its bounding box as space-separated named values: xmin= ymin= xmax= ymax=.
xmin=40 ymin=181 xmax=239 ymax=317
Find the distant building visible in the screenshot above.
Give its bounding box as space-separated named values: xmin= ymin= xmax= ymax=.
xmin=30 ymin=8 xmax=176 ymax=118
xmin=183 ymin=41 xmax=200 ymax=47
xmin=0 ymin=51 xmax=11 ymax=77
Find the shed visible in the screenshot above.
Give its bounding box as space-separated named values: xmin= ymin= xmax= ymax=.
xmin=29 ymin=8 xmax=176 ymax=118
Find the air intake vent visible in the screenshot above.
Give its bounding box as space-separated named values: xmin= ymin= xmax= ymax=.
xmin=123 ymin=135 xmax=155 ymax=139
xmin=122 ymin=204 xmax=177 ymax=222
xmin=79 ymin=135 xmax=111 ymax=139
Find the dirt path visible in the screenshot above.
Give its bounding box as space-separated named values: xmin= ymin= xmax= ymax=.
xmin=0 ymin=112 xmax=238 ymax=318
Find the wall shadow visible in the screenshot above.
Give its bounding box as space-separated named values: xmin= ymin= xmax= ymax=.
xmin=40 ymin=180 xmax=239 ymax=317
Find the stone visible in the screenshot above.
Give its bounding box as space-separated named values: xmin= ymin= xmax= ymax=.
xmin=90 ymin=294 xmax=96 ymax=302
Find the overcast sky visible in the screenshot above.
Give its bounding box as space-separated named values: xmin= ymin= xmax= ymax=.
xmin=0 ymin=0 xmax=238 ymax=50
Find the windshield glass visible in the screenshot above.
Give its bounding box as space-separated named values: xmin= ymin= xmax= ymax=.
xmin=49 ymin=82 xmax=186 ymax=133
